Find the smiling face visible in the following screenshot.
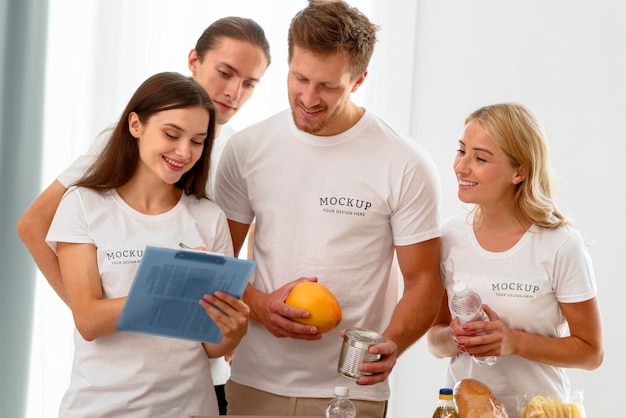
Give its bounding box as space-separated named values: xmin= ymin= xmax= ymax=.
xmin=188 ymin=37 xmax=269 ymax=127
xmin=129 ymin=107 xmax=210 ymax=186
xmin=287 ymin=46 xmax=365 ymax=136
xmin=454 ymin=121 xmax=526 ymax=210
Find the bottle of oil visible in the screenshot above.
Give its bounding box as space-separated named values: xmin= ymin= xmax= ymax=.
xmin=432 ymin=388 xmax=459 ymax=418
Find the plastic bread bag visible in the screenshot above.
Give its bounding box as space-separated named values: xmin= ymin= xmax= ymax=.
xmin=454 ymin=379 xmax=509 ymax=418
xmin=517 ymin=389 xmax=585 ymax=418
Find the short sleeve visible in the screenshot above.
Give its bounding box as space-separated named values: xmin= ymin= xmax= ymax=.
xmin=214 ymin=138 xmax=255 ymax=224
xmin=45 ymin=187 xmax=93 ymax=254
xmin=57 ymin=132 xmax=109 ymax=187
xmin=390 ymin=153 xmax=441 ymax=246
xmin=554 ymin=228 xmax=597 ymax=303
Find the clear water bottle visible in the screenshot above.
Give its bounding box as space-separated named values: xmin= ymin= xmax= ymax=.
xmin=432 ymin=388 xmax=459 ymax=418
xmin=450 ymin=281 xmax=497 ymax=366
xmin=325 ymin=386 xmax=356 ymax=418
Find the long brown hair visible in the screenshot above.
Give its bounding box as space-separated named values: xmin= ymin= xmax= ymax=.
xmin=75 ymin=72 xmax=215 ymax=199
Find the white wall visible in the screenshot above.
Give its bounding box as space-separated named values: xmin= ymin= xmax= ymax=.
xmin=29 ymin=0 xmax=623 ymax=417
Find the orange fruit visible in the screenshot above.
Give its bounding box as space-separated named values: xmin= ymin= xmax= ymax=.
xmin=285 ymin=282 xmax=342 ymax=333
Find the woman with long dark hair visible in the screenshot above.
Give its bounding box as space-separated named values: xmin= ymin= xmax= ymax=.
xmin=45 ymin=72 xmax=249 ymax=417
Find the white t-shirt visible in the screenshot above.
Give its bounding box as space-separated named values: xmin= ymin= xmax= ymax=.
xmin=214 ymin=109 xmax=441 ymax=401
xmin=57 ymin=131 xmax=109 ymax=188
xmin=209 ymin=125 xmax=234 ymax=195
xmin=440 ymin=212 xmax=597 ymax=416
xmin=46 ymin=187 xmax=233 ymax=417
xmin=56 ymin=126 xmax=236 ymax=387
xmin=207 ymin=125 xmax=235 ymax=385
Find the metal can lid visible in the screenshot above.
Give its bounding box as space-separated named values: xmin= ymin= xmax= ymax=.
xmin=345 ymin=329 xmax=386 ymax=346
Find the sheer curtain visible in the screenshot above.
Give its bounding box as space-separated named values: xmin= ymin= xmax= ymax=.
xmin=1 ymin=1 xmax=48 ymax=417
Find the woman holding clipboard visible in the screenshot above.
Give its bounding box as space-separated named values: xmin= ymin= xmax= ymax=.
xmin=44 ymin=72 xmax=249 ymax=417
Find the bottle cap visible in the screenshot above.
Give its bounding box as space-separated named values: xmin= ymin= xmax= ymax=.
xmin=335 ymin=386 xmax=349 ymax=396
xmin=439 ymin=388 xmax=454 ymax=400
xmin=453 ymin=281 xmax=470 ymax=296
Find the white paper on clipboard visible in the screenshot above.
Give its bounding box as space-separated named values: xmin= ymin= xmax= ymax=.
xmin=116 ymin=246 xmax=256 ymax=343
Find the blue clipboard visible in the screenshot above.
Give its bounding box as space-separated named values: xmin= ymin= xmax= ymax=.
xmin=116 ymin=246 xmax=256 ymax=343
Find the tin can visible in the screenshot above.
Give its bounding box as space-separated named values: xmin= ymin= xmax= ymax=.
xmin=337 ymin=328 xmax=386 ymax=380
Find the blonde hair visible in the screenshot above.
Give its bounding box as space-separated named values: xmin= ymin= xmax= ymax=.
xmin=466 ymin=103 xmax=568 ymax=229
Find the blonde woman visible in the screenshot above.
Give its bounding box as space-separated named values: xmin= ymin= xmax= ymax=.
xmin=427 ymin=103 xmax=604 ymax=416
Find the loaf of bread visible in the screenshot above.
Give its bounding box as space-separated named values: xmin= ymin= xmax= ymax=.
xmin=453 ymin=379 xmax=509 ymax=418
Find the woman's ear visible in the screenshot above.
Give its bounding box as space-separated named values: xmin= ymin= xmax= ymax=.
xmin=513 ymin=166 xmax=527 ymax=184
xmin=128 ymin=112 xmax=141 ymax=138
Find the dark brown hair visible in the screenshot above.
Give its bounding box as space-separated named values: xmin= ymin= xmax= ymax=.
xmin=195 ymin=16 xmax=271 ymax=66
xmin=75 ymin=72 xmax=215 ymax=199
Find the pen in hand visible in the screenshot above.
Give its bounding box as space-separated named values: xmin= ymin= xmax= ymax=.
xmin=179 ymin=242 xmax=210 ymax=253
